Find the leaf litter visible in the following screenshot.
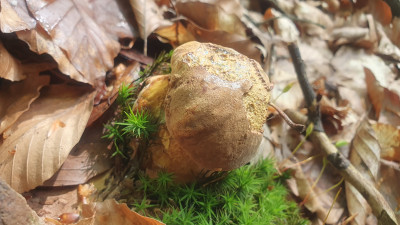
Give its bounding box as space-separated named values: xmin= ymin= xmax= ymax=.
xmin=0 ymin=0 xmax=400 ymax=224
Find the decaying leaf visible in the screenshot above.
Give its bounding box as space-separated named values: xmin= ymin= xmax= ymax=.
xmin=0 ymin=74 xmax=50 ymax=134
xmin=0 ymin=178 xmax=43 ymax=225
xmin=346 ymin=120 xmax=380 ymax=225
xmin=372 ymin=123 xmax=400 ymax=161
xmin=0 ymin=0 xmax=36 ymax=33
xmin=25 ymin=0 xmax=120 ymax=86
xmin=0 ymin=85 xmax=95 ymax=193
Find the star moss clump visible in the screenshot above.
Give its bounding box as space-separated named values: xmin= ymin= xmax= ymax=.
xmin=130 ymin=158 xmax=308 ymax=225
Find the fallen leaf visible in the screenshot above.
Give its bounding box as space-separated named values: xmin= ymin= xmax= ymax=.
xmin=0 ymin=0 xmax=36 ymax=33
xmin=372 ymin=123 xmax=400 ymax=161
xmin=175 ymin=0 xmax=246 ymax=36
xmin=25 ymin=0 xmax=121 ymax=86
xmin=0 ymin=178 xmax=43 ymax=225
xmin=0 ymin=74 xmax=50 ymax=134
xmin=155 ymin=21 xmax=196 ymax=47
xmin=91 ymin=0 xmax=137 ymax=40
xmin=370 ymin=0 xmax=392 ymax=25
xmin=346 ymin=120 xmax=380 ymax=224
xmin=293 ymin=1 xmax=333 ymax=37
xmin=365 ymin=67 xmax=400 ymax=124
xmin=42 ymin=111 xmax=113 ymax=187
xmin=77 ymin=199 xmax=165 ymax=225
xmin=0 ymin=40 xmax=25 ymax=81
xmin=0 ymin=85 xmax=95 ymax=193
xmin=16 ymin=29 xmax=86 ymax=84
xmin=129 ymin=0 xmax=170 ymax=40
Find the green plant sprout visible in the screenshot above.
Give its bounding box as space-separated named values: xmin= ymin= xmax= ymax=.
xmin=136 ymin=50 xmax=173 ymax=82
xmin=130 ymin=159 xmax=309 ymax=225
xmin=115 ymin=107 xmax=157 ymax=139
xmin=116 ymin=83 xmax=135 ymax=106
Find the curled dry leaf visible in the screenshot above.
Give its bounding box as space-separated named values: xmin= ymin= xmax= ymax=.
xmin=371 ymin=123 xmax=400 ymax=161
xmin=346 ymin=120 xmax=380 ymax=225
xmin=0 ymin=40 xmax=25 ymax=81
xmin=0 ymin=0 xmax=36 ymax=33
xmin=76 ymin=199 xmax=164 ymax=225
xmin=0 ymin=74 xmax=50 ymax=134
xmin=0 ymin=85 xmax=95 ymax=193
xmin=0 ymin=178 xmax=43 ymax=225
xmin=25 ymin=0 xmax=120 ymax=86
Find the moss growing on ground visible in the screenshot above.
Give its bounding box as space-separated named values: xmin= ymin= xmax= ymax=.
xmin=131 ymin=159 xmax=308 ymax=225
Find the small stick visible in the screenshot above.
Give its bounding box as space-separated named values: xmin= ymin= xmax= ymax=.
xmin=268 ymin=102 xmax=305 ymax=133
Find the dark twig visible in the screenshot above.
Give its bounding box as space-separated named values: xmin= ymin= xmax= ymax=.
xmin=286 ymin=42 xmax=398 ymax=224
xmin=287 ymin=43 xmax=324 ymax=132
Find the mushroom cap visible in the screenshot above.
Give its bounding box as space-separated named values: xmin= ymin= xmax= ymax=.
xmin=165 ymin=42 xmax=271 ymax=170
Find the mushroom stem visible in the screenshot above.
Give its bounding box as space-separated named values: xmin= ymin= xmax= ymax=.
xmin=268 ymin=102 xmax=305 ymax=133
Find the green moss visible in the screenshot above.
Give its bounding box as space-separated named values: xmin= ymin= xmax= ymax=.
xmin=131 ymin=159 xmax=309 ymax=225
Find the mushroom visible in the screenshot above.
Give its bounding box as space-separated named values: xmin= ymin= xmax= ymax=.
xmin=135 ymin=41 xmax=272 ymax=181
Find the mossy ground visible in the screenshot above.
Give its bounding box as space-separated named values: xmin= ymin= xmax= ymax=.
xmin=127 ymin=159 xmax=308 ymax=225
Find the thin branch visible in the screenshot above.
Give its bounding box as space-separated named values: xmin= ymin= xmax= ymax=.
xmin=285 ymin=110 xmax=398 ymax=225
xmin=287 ymin=43 xmax=323 ymax=132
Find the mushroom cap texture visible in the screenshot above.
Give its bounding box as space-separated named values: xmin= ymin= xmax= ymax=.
xmin=165 ymin=41 xmax=271 ymax=170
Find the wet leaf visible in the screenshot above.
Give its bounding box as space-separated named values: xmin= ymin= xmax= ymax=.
xmin=0 ymin=85 xmax=95 ymax=193
xmin=25 ymin=0 xmax=121 ymax=86
xmin=0 ymin=74 xmax=50 ymax=134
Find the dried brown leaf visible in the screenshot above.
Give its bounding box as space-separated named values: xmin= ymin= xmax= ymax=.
xmin=155 ymin=21 xmax=196 ymax=47
xmin=91 ymin=0 xmax=137 ymax=40
xmin=0 ymin=178 xmax=43 ymax=225
xmin=175 ymin=0 xmax=246 ymax=36
xmin=42 ymin=114 xmax=112 ymax=187
xmin=77 ymin=199 xmax=165 ymax=225
xmin=290 ymin=163 xmax=344 ymax=224
xmin=0 ymin=74 xmax=50 ymax=134
xmin=0 ymin=85 xmax=94 ymax=193
xmin=0 ymin=40 xmax=25 ymax=81
xmin=25 ymin=0 xmax=120 ymax=86
xmin=346 ymin=120 xmax=380 ymax=224
xmin=372 ymin=123 xmax=400 ymax=162
xmin=16 ymin=29 xmax=85 ymax=83
xmin=129 ymin=0 xmax=170 ymax=39
xmin=0 ymin=0 xmax=36 ymax=33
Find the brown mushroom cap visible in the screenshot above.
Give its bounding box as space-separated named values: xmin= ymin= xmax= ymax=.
xmin=165 ymin=42 xmax=271 ymax=170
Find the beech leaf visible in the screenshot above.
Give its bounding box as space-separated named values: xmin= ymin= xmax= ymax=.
xmin=0 ymin=0 xmax=36 ymax=33
xmin=0 ymin=85 xmax=95 ymax=193
xmin=0 ymin=40 xmax=25 ymax=81
xmin=0 ymin=74 xmax=50 ymax=134
xmin=346 ymin=120 xmax=380 ymax=225
xmin=25 ymin=0 xmax=120 ymax=86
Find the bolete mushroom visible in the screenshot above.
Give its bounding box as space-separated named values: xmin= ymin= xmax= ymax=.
xmin=134 ymin=41 xmax=272 ymax=181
